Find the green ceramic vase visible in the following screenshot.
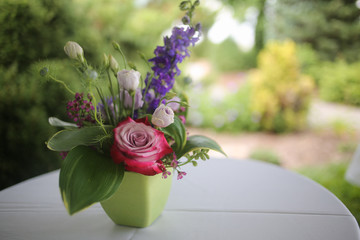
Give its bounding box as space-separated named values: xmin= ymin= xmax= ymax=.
xmin=100 ymin=171 xmax=173 ymax=228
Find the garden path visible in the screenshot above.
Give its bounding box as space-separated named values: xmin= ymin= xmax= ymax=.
xmin=188 ymin=99 xmax=360 ymax=170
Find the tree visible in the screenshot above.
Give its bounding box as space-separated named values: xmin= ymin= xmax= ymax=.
xmin=223 ymin=0 xmax=267 ymax=55
xmin=266 ymin=0 xmax=360 ymax=62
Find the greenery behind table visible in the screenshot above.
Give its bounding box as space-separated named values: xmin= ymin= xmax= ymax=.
xmin=297 ymin=162 xmax=360 ymax=226
xmin=0 ymin=64 xmax=62 ymax=190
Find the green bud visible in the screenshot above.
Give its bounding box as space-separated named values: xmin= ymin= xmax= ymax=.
xmin=179 ymin=1 xmax=191 ymax=10
xmin=128 ymin=61 xmax=137 ymax=70
xmin=192 ymin=161 xmax=198 ymax=167
xmin=137 ymin=51 xmax=147 ymax=61
xmin=112 ymin=41 xmax=121 ymax=51
xmin=179 ymin=101 xmax=190 ymax=108
xmin=103 ymin=53 xmax=109 ymax=68
xmin=108 ymin=54 xmax=119 ymax=73
xmin=194 ymin=0 xmax=200 ymax=7
xmin=165 ymin=91 xmax=177 ymax=100
xmin=183 ymin=76 xmax=192 ymax=85
xmin=39 ymin=67 xmax=49 ymax=77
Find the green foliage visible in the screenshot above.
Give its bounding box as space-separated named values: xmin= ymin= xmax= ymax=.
xmin=297 ymin=162 xmax=360 ymax=226
xmin=249 ymin=40 xmax=315 ymax=132
xmin=329 ymin=119 xmax=356 ymax=137
xmin=296 ymin=44 xmax=322 ymax=85
xmin=0 ymin=64 xmax=66 ymax=189
xmin=250 ymin=149 xmax=281 ymax=166
xmin=318 ymin=60 xmax=360 ymax=106
xmin=60 ymin=146 xmax=124 ymax=215
xmin=74 ymin=0 xmax=179 ymax=60
xmin=188 ymin=82 xmax=261 ymax=132
xmin=0 ymin=0 xmax=90 ymax=69
xmin=161 ymin=116 xmax=187 ymax=154
xmin=267 ymin=0 xmax=360 ymax=62
xmin=47 ymin=126 xmax=113 ymax=152
xmin=177 ymin=135 xmax=226 ymax=160
xmin=193 ymin=39 xmax=257 ymax=72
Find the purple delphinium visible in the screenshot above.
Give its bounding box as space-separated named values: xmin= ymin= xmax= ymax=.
xmin=66 ymin=93 xmax=95 ymax=127
xmin=144 ymin=25 xmax=200 ymax=113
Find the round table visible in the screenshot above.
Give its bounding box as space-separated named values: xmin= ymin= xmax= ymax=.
xmin=0 ymin=158 xmax=359 ymax=240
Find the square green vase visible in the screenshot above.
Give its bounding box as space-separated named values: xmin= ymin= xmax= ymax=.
xmin=100 ymin=171 xmax=173 ymax=228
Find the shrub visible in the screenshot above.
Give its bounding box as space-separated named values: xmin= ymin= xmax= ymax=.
xmin=0 ymin=0 xmax=74 ymax=68
xmin=250 ymin=149 xmax=281 ymax=166
xmin=318 ymin=60 xmax=360 ymax=106
xmin=193 ymin=39 xmax=257 ymax=72
xmin=249 ymin=40 xmax=315 ymax=132
xmin=187 ymin=82 xmax=260 ymax=132
xmin=0 ymin=59 xmax=79 ymax=190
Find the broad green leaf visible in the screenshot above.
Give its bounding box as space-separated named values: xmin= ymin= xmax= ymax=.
xmin=60 ymin=146 xmax=124 ymax=215
xmin=47 ymin=125 xmax=113 ymax=151
xmin=161 ymin=115 xmax=187 ymax=153
xmin=48 ymin=117 xmax=77 ymax=129
xmin=176 ymin=135 xmax=227 ymax=159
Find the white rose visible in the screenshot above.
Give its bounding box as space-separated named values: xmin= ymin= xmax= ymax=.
xmin=117 ymin=69 xmax=140 ymax=91
xmin=64 ymin=41 xmax=84 ymax=62
xmin=151 ymin=104 xmax=174 ymax=128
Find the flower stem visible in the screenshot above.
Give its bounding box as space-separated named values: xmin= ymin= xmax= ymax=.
xmin=88 ymin=80 xmax=106 ymax=132
xmin=106 ymin=69 xmax=118 ymax=123
xmin=48 ymin=74 xmax=75 ymax=95
xmin=115 ymin=46 xmax=128 ymax=69
xmin=131 ymin=91 xmax=136 ymax=119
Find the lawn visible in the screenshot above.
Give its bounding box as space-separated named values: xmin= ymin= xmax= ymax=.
xmin=297 ymin=162 xmax=360 ymax=226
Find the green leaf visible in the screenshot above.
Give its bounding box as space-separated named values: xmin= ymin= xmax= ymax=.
xmin=176 ymin=135 xmax=227 ymax=159
xmin=47 ymin=125 xmax=113 ymax=151
xmin=48 ymin=117 xmax=77 ymax=129
xmin=60 ymin=146 xmax=124 ymax=215
xmin=161 ymin=116 xmax=187 ymax=153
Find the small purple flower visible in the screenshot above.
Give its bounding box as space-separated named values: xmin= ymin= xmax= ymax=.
xmin=162 ymin=170 xmax=172 ymax=179
xmin=59 ymin=152 xmax=68 ymax=159
xmin=177 ymin=171 xmax=187 ymax=180
xmin=171 ymin=159 xmax=179 ymax=168
xmin=67 ymin=93 xmax=95 ymax=127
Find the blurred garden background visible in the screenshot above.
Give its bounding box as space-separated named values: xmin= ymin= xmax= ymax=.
xmin=1 ymin=0 xmax=360 ymax=223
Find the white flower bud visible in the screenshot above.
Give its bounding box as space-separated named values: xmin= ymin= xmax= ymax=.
xmin=166 ymin=96 xmax=181 ymax=111
xmin=109 ymin=55 xmax=119 ymax=73
xmin=117 ymin=69 xmax=140 ymax=91
xmin=151 ymin=104 xmax=174 ymax=128
xmin=103 ymin=53 xmax=109 ymax=68
xmin=64 ymin=41 xmax=84 ymax=63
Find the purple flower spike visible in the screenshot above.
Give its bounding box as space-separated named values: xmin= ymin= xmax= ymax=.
xmin=144 ymin=25 xmax=200 ymax=113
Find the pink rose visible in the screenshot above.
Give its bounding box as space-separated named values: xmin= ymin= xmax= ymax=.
xmin=111 ymin=117 xmax=173 ymax=175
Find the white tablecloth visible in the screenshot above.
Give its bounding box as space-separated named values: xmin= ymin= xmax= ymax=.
xmin=0 ymin=158 xmax=359 ymax=240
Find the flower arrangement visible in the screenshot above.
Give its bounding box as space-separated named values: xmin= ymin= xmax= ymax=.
xmin=42 ymin=0 xmax=225 ymax=216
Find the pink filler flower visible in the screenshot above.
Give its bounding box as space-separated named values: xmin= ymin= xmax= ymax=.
xmin=111 ymin=117 xmax=173 ymax=175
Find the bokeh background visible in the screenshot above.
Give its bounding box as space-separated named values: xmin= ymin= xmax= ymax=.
xmin=1 ymin=0 xmax=360 ymax=223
